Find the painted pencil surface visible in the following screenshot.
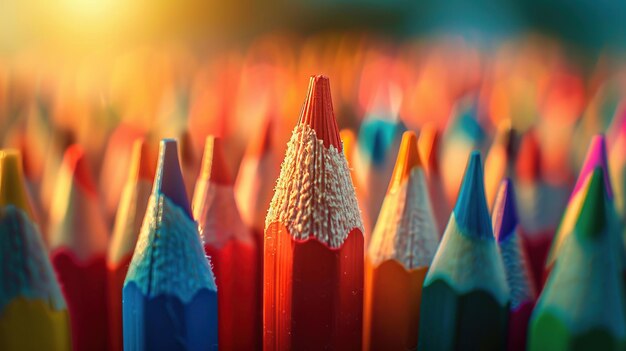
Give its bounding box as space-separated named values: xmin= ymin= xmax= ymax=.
xmin=547 ymin=135 xmax=617 ymax=270
xmin=364 ymin=131 xmax=439 ymax=351
xmin=529 ymin=168 xmax=626 ymax=351
xmin=193 ymin=136 xmax=258 ymax=350
xmin=418 ymin=123 xmax=451 ymax=236
xmin=264 ymin=75 xmax=364 ymax=350
xmin=418 ymin=151 xmax=509 ymax=351
xmin=123 ymin=139 xmax=218 ymax=351
xmin=0 ymin=150 xmax=71 ymax=351
xmin=107 ymin=139 xmax=154 ymax=351
xmin=48 ymin=144 xmax=109 ymax=351
xmin=492 ymin=179 xmax=536 ymax=351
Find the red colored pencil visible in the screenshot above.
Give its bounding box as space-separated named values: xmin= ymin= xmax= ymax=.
xmin=48 ymin=144 xmax=109 ymax=351
xmin=106 ymin=139 xmax=154 ymax=351
xmin=192 ymin=136 xmax=258 ymax=350
xmin=264 ymin=75 xmax=364 ymax=350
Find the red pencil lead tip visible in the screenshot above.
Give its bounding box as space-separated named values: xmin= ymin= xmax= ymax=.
xmin=298 ymin=75 xmax=342 ymax=150
xmin=200 ymin=136 xmax=232 ymax=185
xmin=0 ymin=149 xmax=33 ymax=218
xmin=62 ymin=144 xmax=98 ymax=197
xmin=388 ymin=131 xmax=422 ymax=192
xmin=516 ymin=131 xmax=541 ymax=182
xmin=154 ymin=139 xmax=192 ymax=218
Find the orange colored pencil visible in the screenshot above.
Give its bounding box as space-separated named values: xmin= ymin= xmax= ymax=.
xmin=363 ymin=131 xmax=439 ymax=351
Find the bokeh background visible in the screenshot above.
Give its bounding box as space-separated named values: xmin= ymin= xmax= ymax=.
xmin=0 ymin=0 xmax=625 ymax=236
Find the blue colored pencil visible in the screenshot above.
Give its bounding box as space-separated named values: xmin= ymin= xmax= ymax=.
xmin=123 ymin=139 xmax=218 ymax=351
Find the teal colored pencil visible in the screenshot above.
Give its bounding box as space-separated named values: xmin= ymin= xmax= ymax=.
xmin=419 ymin=151 xmax=509 ymax=351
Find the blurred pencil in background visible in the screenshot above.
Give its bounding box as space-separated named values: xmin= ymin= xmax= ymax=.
xmin=107 ymin=139 xmax=154 ymax=351
xmin=48 ymin=145 xmax=109 ymax=351
xmin=193 ymin=136 xmax=258 ymax=350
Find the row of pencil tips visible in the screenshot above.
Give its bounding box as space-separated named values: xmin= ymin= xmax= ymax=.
xmin=1 ymin=74 xmax=625 ymax=351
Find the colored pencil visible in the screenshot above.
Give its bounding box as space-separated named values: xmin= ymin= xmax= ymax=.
xmin=264 ymin=75 xmax=364 ymax=350
xmin=546 ymin=135 xmax=619 ymax=272
xmin=418 ymin=151 xmax=509 ymax=351
xmin=0 ymin=149 xmax=71 ymax=350
xmin=529 ymin=167 xmax=626 ymax=351
xmin=107 ymin=139 xmax=154 ymax=351
xmin=178 ymin=130 xmax=200 ymax=200
xmin=492 ymin=178 xmax=536 ymax=351
xmin=48 ymin=144 xmax=110 ymax=351
xmin=39 ymin=129 xmax=74 ymax=238
xmin=99 ymin=124 xmax=145 ymax=224
xmin=353 ymin=114 xmax=405 ymax=241
xmin=363 ymin=131 xmax=439 ymax=351
xmin=440 ymin=98 xmax=487 ymax=205
xmin=123 ymin=139 xmax=218 ymax=351
xmin=234 ymin=115 xmax=279 ymax=348
xmin=484 ymin=121 xmax=516 ymax=210
xmin=418 ymin=123 xmax=451 ymax=236
xmin=192 ymin=136 xmax=258 ymax=350
xmin=514 ymin=130 xmax=560 ymax=289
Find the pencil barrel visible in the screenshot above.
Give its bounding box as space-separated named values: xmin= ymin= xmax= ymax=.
xmin=205 ymin=240 xmax=258 ymax=350
xmin=264 ymin=223 xmax=364 ymax=351
xmin=52 ymin=249 xmax=109 ymax=351
xmin=363 ymin=259 xmax=427 ymax=351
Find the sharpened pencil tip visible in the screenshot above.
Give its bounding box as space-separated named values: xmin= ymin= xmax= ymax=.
xmin=299 ymin=75 xmax=341 ymax=150
xmin=0 ymin=149 xmax=33 ymax=218
xmin=492 ymin=179 xmax=519 ymax=242
xmin=199 ymin=136 xmax=232 ymax=185
xmin=388 ymin=131 xmax=421 ymax=193
xmin=154 ymin=139 xmax=192 ymax=218
xmin=453 ymin=151 xmax=493 ymax=239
